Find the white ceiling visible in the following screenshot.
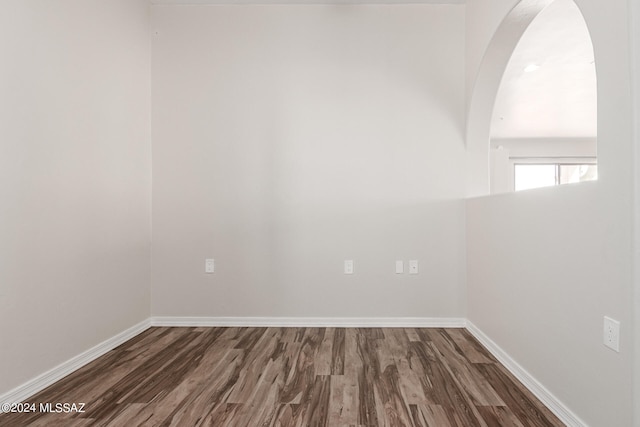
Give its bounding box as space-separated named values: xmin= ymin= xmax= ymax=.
xmin=490 ymin=0 xmax=597 ymax=139
xmin=152 ymin=0 xmax=463 ymax=3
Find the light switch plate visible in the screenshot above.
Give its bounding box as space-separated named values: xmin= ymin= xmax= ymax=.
xmin=344 ymin=260 xmax=354 ymax=275
xmin=395 ymin=260 xmax=404 ymax=274
xmin=205 ymin=259 xmax=215 ymax=274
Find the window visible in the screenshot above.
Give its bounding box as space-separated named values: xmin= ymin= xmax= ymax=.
xmin=514 ymin=160 xmax=598 ymax=192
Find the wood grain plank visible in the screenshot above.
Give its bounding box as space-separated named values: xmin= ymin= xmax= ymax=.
xmin=280 ymin=329 xmax=324 ymax=405
xmin=427 ymin=330 xmax=505 ymax=406
xmin=331 ymin=328 xmax=346 ymax=375
xmin=302 ymin=375 xmax=331 ymax=427
xmin=159 ymin=349 xmax=244 ymax=426
xmin=446 ymin=329 xmax=496 ymax=364
xmin=411 ymin=403 xmax=457 ymax=427
xmin=476 ymin=405 xmax=527 ymax=427
xmin=355 ymin=332 xmax=381 ymax=426
xmin=475 ymin=363 xmax=560 ymax=427
xmin=405 ymin=328 xmax=422 ymax=342
xmin=226 ymin=328 xmax=282 ymax=404
xmin=410 ymin=341 xmax=487 ymax=426
xmin=315 ymin=328 xmax=335 ymax=376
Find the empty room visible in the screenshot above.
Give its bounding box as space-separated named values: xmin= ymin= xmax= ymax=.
xmin=1 ymin=0 xmax=639 ymax=426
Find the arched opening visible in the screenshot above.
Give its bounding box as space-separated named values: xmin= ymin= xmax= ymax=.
xmin=489 ymin=0 xmax=597 ymax=193
xmin=465 ymin=0 xmax=597 ymax=197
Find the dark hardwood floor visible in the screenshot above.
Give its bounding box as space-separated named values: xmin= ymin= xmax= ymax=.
xmin=0 ymin=327 xmax=563 ymax=426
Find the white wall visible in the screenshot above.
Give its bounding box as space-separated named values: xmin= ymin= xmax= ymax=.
xmin=0 ymin=0 xmax=152 ymax=395
xmin=466 ymin=0 xmax=634 ymax=425
xmin=631 ymin=0 xmax=640 ymax=423
xmin=465 ymin=0 xmax=522 ymax=104
xmin=151 ymin=5 xmax=467 ymax=318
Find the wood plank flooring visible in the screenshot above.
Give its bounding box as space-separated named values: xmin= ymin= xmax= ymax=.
xmin=0 ymin=327 xmax=563 ymax=426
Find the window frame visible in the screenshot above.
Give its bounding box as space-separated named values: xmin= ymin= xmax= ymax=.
xmin=510 ymin=156 xmax=597 ymax=192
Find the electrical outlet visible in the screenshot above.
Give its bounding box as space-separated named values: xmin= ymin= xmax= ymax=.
xmin=205 ymin=259 xmax=215 ymax=274
xmin=344 ymin=260 xmax=354 ymax=275
xmin=409 ymin=260 xmax=419 ymax=274
xmin=603 ymin=316 xmax=620 ymax=352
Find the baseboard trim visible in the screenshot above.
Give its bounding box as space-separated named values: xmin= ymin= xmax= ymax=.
xmin=150 ymin=316 xmax=467 ymax=328
xmin=466 ymin=321 xmax=587 ymax=427
xmin=0 ymin=318 xmax=151 ymax=405
xmin=1 ymin=315 xmax=586 ymax=427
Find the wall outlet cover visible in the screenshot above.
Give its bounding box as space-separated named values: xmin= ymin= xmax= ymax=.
xmin=409 ymin=260 xmax=419 ymax=274
xmin=205 ymin=259 xmax=215 ymax=274
xmin=603 ymin=316 xmax=620 ymax=352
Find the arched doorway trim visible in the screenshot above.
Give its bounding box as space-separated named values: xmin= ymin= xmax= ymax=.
xmin=466 ymin=0 xmax=554 ymax=197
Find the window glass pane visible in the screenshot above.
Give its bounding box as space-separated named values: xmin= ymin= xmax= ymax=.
xmin=559 ymin=164 xmax=598 ymax=185
xmin=514 ymin=164 xmax=557 ymax=191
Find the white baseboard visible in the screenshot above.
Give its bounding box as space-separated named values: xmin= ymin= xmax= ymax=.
xmin=150 ymin=316 xmax=467 ymax=328
xmin=0 ymin=318 xmax=151 ymax=405
xmin=1 ymin=316 xmax=586 ymax=427
xmin=466 ymin=321 xmax=587 ymax=427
